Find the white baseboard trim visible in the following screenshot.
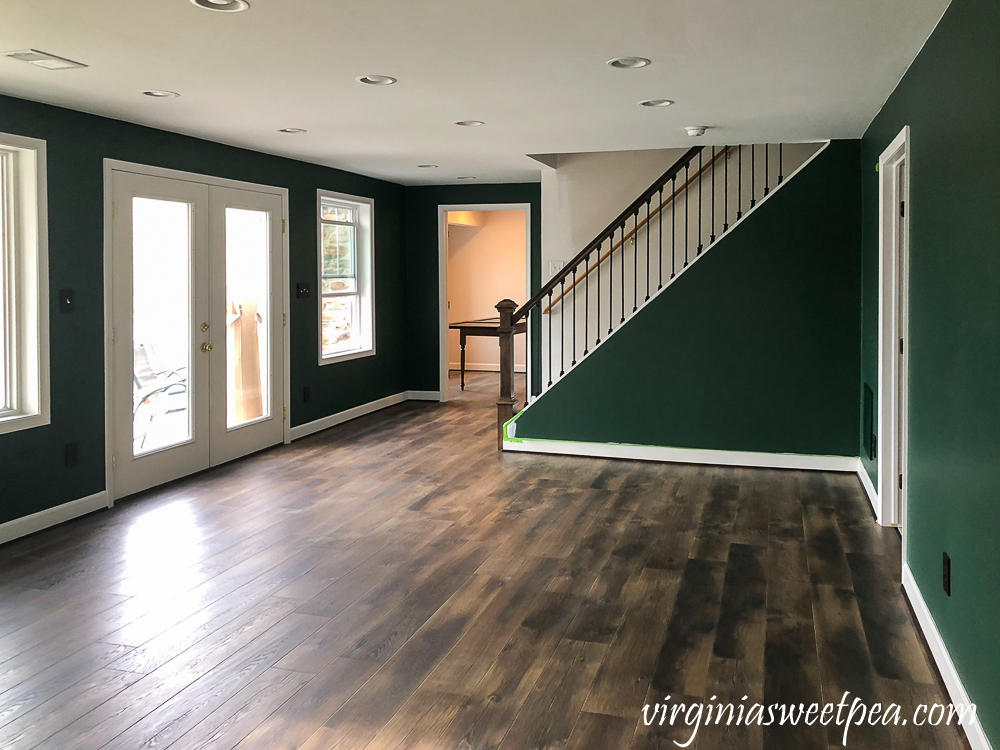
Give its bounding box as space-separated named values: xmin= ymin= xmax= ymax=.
xmin=448 ymin=363 xmax=526 ymax=374
xmin=290 ymin=392 xmax=407 ymax=440
xmin=855 ymin=458 xmax=881 ymax=521
xmin=405 ymin=390 xmax=442 ymax=401
xmin=0 ymin=491 xmax=110 ymax=546
xmin=901 ymin=565 xmax=993 ymax=750
xmin=502 ymin=436 xmax=858 ymax=473
xmin=290 ymin=391 xmax=446 ymax=440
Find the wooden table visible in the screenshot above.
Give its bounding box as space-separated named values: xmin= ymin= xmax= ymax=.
xmin=449 ymin=317 xmax=526 ymax=390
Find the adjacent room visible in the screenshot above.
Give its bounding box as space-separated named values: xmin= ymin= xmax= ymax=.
xmin=0 ymin=1 xmax=997 ymax=749
xmin=445 ymin=207 xmax=528 ymax=399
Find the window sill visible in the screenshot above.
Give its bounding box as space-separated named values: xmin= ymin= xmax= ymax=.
xmin=0 ymin=410 xmax=50 ymax=436
xmin=318 ymin=346 xmax=376 ymax=366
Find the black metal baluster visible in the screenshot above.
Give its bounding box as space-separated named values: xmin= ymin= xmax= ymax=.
xmin=778 ymin=143 xmax=784 ymax=184
xmin=671 ymin=174 xmax=677 ymax=278
xmin=571 ymin=266 xmax=577 ymax=366
xmin=645 ymin=200 xmax=651 ymax=301
xmin=632 ymin=212 xmax=638 ymax=312
xmin=609 ymin=236 xmax=614 ymax=336
xmin=658 ymin=187 xmax=664 ymax=289
xmin=596 ymin=242 xmax=602 ymax=344
xmin=751 ymin=144 xmax=756 ymax=208
xmin=684 ymin=161 xmax=690 ymax=267
xmin=711 ymin=146 xmax=716 ymax=244
xmin=737 ymin=145 xmax=743 ymax=220
xmin=764 ymin=143 xmax=770 ymax=196
xmin=724 ymin=146 xmax=729 ymax=232
xmin=697 ymin=150 xmax=704 ymax=255
xmin=547 ymin=291 xmax=553 ymax=387
xmin=584 ymin=253 xmax=590 ymax=355
xmin=559 ymin=279 xmax=565 ymax=377
xmin=620 ymin=225 xmax=625 ymax=324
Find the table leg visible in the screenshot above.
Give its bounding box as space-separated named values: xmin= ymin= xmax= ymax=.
xmin=460 ymin=332 xmax=467 ymax=390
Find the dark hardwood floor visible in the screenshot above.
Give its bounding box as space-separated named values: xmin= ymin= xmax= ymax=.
xmin=0 ymin=372 xmax=967 ymax=749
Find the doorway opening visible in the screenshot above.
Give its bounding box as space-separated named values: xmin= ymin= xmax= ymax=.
xmin=437 ymin=204 xmax=530 ymax=403
xmin=877 ymin=127 xmax=910 ymax=536
xmin=104 ymin=161 xmax=289 ymax=501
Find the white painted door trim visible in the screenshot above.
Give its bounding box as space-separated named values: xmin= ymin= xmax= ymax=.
xmin=103 ymin=159 xmax=290 ymax=504
xmin=876 ymin=127 xmax=910 ymax=532
xmin=437 ymin=203 xmax=532 ymax=403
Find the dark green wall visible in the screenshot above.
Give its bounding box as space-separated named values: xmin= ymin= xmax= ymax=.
xmin=861 ymin=0 xmax=1000 ymax=742
xmin=403 ymin=184 xmax=542 ymax=393
xmin=0 ymin=94 xmax=409 ymax=526
xmin=513 ymin=141 xmax=861 ymax=457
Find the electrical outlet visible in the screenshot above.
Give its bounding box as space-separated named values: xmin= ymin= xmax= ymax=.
xmin=303 ymin=386 xmax=311 ymax=403
xmin=64 ymin=441 xmax=80 ymax=467
xmin=943 ymin=552 xmax=951 ymax=597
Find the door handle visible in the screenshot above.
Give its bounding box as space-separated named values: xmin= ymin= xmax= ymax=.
xmin=201 ymin=342 xmax=213 ymax=353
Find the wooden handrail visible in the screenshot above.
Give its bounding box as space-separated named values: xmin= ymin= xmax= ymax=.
xmin=513 ymin=145 xmax=704 ymax=323
xmin=542 ymin=146 xmax=730 ymax=314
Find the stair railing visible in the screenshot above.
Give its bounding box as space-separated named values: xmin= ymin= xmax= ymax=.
xmin=495 ymin=143 xmax=790 ymax=448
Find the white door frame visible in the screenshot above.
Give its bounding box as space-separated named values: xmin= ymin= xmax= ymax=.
xmin=103 ymin=159 xmax=290 ymax=505
xmin=437 ymin=203 xmax=532 ymax=402
xmin=876 ymin=127 xmax=910 ymax=533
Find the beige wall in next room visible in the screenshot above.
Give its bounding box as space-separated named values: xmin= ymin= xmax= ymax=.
xmin=447 ymin=209 xmax=527 ymax=372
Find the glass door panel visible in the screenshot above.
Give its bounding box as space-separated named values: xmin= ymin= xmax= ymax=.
xmin=131 ymin=197 xmax=193 ymax=455
xmin=111 ymin=171 xmax=211 ymax=500
xmin=224 ymin=207 xmax=271 ymax=429
xmin=209 ymin=186 xmax=284 ymax=466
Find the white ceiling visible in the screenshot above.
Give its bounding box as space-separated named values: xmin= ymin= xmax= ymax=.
xmin=0 ymin=0 xmax=949 ymax=186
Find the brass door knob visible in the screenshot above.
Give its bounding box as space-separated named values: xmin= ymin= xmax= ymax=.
xmin=201 ymin=342 xmax=213 ymax=352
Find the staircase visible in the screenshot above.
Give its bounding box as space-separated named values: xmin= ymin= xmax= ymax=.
xmin=493 ymin=141 xmax=827 ymax=448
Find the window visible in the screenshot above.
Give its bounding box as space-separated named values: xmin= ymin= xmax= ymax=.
xmin=0 ymin=132 xmax=49 ymax=435
xmin=318 ymin=190 xmax=374 ymax=363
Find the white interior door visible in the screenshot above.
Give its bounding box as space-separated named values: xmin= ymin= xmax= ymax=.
xmin=895 ymin=159 xmax=909 ymax=530
xmin=111 ymin=170 xmax=285 ymax=498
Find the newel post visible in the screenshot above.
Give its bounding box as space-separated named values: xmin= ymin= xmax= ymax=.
xmin=495 ymin=299 xmax=518 ymax=450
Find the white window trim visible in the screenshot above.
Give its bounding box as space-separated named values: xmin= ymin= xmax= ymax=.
xmin=317 ymin=189 xmax=375 ymax=365
xmin=0 ymin=131 xmax=49 ymax=436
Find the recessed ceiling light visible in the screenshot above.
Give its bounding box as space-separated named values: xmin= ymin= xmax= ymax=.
xmin=142 ymin=90 xmax=180 ymax=98
xmin=190 ymin=0 xmax=249 ymax=11
xmin=454 ymin=120 xmax=484 ymax=127
xmin=417 ymin=164 xmax=439 ymax=169
xmin=278 ymin=128 xmax=307 ymax=134
xmin=639 ymin=99 xmax=674 ymax=107
xmin=607 ymin=56 xmax=651 ymax=69
xmin=456 ymin=176 xmax=476 ymax=181
xmin=357 ymin=75 xmax=397 ymax=85
xmin=2 ymin=49 xmax=87 ymax=70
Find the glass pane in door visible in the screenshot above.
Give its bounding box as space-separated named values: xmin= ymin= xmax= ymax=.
xmin=225 ymin=207 xmax=271 ymax=429
xmin=132 ymin=198 xmax=193 ymax=456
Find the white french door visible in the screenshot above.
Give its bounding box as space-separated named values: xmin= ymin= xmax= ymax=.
xmin=110 ymin=169 xmax=285 ymax=498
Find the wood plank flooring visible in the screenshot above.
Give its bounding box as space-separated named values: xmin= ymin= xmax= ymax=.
xmin=0 ymin=372 xmax=968 ymax=749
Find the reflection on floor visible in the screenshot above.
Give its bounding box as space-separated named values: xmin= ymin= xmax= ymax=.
xmin=0 ymin=371 xmax=966 ymax=749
